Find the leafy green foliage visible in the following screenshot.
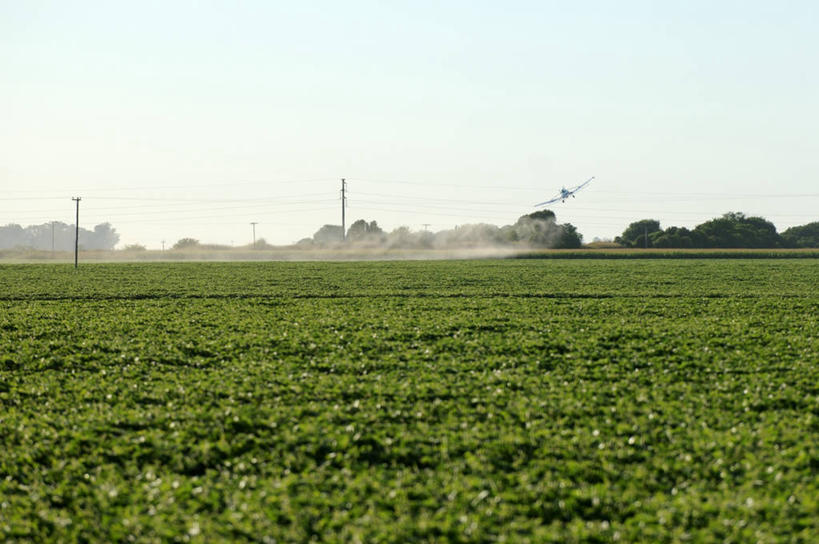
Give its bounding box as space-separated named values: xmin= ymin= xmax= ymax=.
xmin=0 ymin=261 xmax=817 ymax=542
xmin=509 ymin=211 xmax=582 ymax=248
xmin=0 ymin=222 xmax=120 ymax=251
xmin=347 ymin=219 xmax=384 ymax=242
xmin=311 ymin=210 xmax=581 ymax=249
xmin=554 ymin=222 xmax=582 ymax=249
xmin=615 ymin=219 xmax=662 ymax=248
xmin=313 ymin=224 xmax=344 ymax=245
xmin=122 ymin=244 xmax=147 ymax=251
xmin=693 ymin=212 xmax=781 ymax=248
xmin=782 ymin=221 xmax=819 ymax=248
xmin=172 ymin=238 xmax=200 ymax=250
xmin=651 ymin=226 xmax=696 ymax=248
xmin=620 ymin=213 xmax=803 ymax=249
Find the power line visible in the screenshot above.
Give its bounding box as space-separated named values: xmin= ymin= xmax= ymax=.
xmin=2 ymin=178 xmax=816 ymax=248
xmin=79 ymin=206 xmax=339 ymax=224
xmin=69 ymin=192 xmax=335 ymax=203
xmin=6 ymin=200 xmax=339 ymax=217
xmin=9 ymin=197 xmax=818 ymax=221
xmin=347 ymin=177 xmax=547 ymax=192
xmin=351 ymin=199 xmax=523 ymax=215
xmin=0 ymin=178 xmax=340 ymax=195
xmin=351 ymin=205 xmax=514 ymax=221
xmin=0 ymin=197 xmax=74 ymax=201
xmin=348 ymin=178 xmax=819 ymax=199
xmin=0 ymin=192 xmax=337 ymax=204
xmin=354 ymin=190 xmax=523 ymax=206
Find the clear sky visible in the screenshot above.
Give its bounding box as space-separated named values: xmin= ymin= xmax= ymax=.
xmin=2 ymin=0 xmax=818 ymax=247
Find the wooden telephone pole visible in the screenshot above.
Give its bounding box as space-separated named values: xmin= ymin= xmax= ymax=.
xmin=341 ymin=178 xmax=347 ymax=241
xmin=72 ymin=197 xmax=81 ymax=268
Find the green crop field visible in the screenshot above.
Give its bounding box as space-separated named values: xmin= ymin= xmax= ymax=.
xmin=1 ymin=260 xmax=817 ymax=542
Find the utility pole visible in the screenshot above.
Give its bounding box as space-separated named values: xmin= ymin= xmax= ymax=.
xmin=644 ymin=225 xmax=648 ymax=249
xmin=72 ymin=197 xmax=81 ymax=268
xmin=161 ymin=240 xmax=165 ymax=251
xmin=341 ymin=178 xmax=347 ymax=241
xmin=250 ymin=222 xmax=258 ymax=249
xmin=422 ymin=223 xmax=431 ymax=231
xmin=51 ymin=221 xmax=55 ymax=254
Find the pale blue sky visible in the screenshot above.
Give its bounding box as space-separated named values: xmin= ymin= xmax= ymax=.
xmin=2 ymin=1 xmax=817 ymax=247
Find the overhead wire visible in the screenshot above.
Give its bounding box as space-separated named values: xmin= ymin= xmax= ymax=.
xmin=3 ymin=177 xmax=817 ymax=243
xmin=80 ymin=200 xmax=338 ymax=218
xmin=348 ymin=177 xmax=819 ymax=199
xmin=0 ymin=178 xmax=339 ymax=195
xmin=80 ymin=206 xmax=340 ymax=223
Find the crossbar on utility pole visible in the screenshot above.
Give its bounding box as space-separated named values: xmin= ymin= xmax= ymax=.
xmin=72 ymin=197 xmax=81 ymax=268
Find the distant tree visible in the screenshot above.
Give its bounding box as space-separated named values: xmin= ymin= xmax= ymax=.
xmin=439 ymin=224 xmax=502 ymax=247
xmin=616 ymin=219 xmax=662 ymax=248
xmin=781 ymin=222 xmax=819 ymax=248
xmin=554 ymin=223 xmax=583 ymax=249
xmin=0 ymin=223 xmax=27 ymax=249
xmin=84 ymin=223 xmax=120 ymax=250
xmin=514 ymin=210 xmax=556 ymax=247
xmin=369 ymin=220 xmax=383 ymax=234
xmin=651 ymin=226 xmax=696 ymax=248
xmin=693 ymin=212 xmax=781 ymax=248
xmin=249 ymin=238 xmax=275 ymax=250
xmin=123 ymin=244 xmax=147 ymax=251
xmin=312 ymin=225 xmax=344 ymax=245
xmin=347 ymin=219 xmax=385 ymax=243
xmin=300 ymin=211 xmax=586 ymax=251
xmin=417 ymin=230 xmax=435 ymax=249
xmin=513 ymin=210 xmax=578 ymax=248
xmin=347 ymin=220 xmax=367 ymax=239
xmin=523 ymin=209 xmax=556 ymax=222
xmin=173 ymin=238 xmax=200 ymax=250
xmin=199 ymin=243 xmax=232 ymax=250
xmin=387 ymin=226 xmax=416 ymax=248
xmin=0 ymin=221 xmax=119 ymax=250
xmin=498 ymin=224 xmax=519 ymax=244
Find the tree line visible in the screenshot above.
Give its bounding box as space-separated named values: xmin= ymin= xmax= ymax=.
xmin=6 ymin=212 xmax=817 ymax=252
xmin=615 ymin=213 xmax=819 ymax=249
xmin=301 ymin=210 xmax=583 ymax=249
xmin=0 ymin=222 xmax=119 ymax=251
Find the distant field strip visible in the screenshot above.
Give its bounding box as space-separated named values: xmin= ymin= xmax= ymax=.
xmin=1 ymin=261 xmax=817 ymax=542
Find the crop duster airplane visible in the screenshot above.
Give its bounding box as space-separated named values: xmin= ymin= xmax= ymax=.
xmin=535 ymin=176 xmax=595 ymax=206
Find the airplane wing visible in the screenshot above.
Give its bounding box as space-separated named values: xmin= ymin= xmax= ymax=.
xmin=534 ymin=195 xmax=562 ymax=207
xmin=569 ymin=176 xmax=595 ymax=192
